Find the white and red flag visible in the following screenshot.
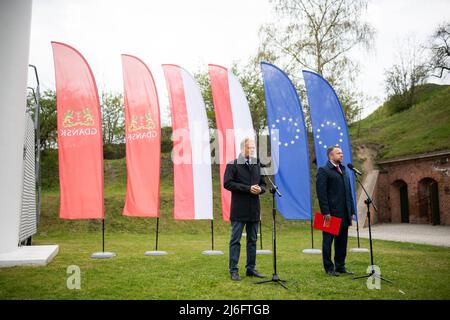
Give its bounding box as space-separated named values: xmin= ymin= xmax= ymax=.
xmin=51 ymin=42 xmax=103 ymax=219
xmin=208 ymin=65 xmax=255 ymax=221
xmin=162 ymin=64 xmax=213 ymax=220
xmin=121 ymin=54 xmax=161 ymax=217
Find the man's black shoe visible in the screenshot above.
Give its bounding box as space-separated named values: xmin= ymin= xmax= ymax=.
xmin=246 ymin=270 xmax=265 ymax=278
xmin=230 ymin=272 xmax=241 ymax=281
xmin=326 ymin=270 xmax=340 ymax=277
xmin=336 ymin=269 xmax=354 ymax=275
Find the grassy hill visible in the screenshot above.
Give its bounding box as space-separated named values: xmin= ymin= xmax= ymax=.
xmin=38 ymin=151 xmax=317 ymax=236
xmin=349 ymin=84 xmax=450 ymax=160
xmin=36 ymin=83 xmax=450 ymax=235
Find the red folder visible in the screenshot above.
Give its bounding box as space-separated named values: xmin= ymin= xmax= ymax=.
xmin=313 ymin=212 xmax=342 ymax=236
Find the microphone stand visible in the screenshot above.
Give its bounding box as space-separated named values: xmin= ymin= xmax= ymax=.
xmin=352 ymin=171 xmax=392 ymax=284
xmin=255 ymin=174 xmax=287 ymax=289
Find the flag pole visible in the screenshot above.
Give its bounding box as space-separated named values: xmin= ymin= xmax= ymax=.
xmin=155 ymin=217 xmax=160 ymax=251
xmin=211 ymin=220 xmax=214 ymax=251
xmin=356 ymin=216 xmax=361 ymax=248
xmin=350 ymin=213 xmax=368 ymax=252
xmin=259 ymin=219 xmax=263 ymax=250
xmin=302 ymin=216 xmax=321 ymax=254
xmin=257 ymin=218 xmax=271 ymax=254
xmin=144 ymin=217 xmax=167 ymax=256
xmin=202 ymin=219 xmax=223 ymax=255
xmin=91 ymin=218 xmax=115 ymax=259
xmin=102 ymin=219 xmax=105 ymax=252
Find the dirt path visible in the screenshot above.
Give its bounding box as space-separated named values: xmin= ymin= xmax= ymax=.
xmin=354 ymin=145 xmax=378 ymax=174
xmin=352 ymin=145 xmax=380 ymax=227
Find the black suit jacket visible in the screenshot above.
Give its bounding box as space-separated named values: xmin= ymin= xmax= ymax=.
xmin=223 ymin=154 xmax=266 ymax=222
xmin=316 ymin=161 xmax=355 ymax=226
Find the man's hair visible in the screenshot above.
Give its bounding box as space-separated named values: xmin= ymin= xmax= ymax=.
xmin=240 ymin=137 xmax=254 ymax=150
xmin=326 ymin=146 xmax=340 ymax=158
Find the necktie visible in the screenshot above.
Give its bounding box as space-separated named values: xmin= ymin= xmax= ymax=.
xmin=336 ymin=165 xmax=342 ymax=175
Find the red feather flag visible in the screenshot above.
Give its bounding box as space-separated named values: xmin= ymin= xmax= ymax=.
xmin=51 ymin=42 xmax=104 ymax=219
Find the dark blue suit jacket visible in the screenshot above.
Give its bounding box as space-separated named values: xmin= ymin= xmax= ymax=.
xmin=224 ymin=154 xmax=266 ymax=222
xmin=316 ymin=161 xmax=356 ymax=226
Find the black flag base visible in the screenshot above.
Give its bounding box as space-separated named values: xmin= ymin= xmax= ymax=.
xmin=91 ymin=219 xmax=116 ymax=259
xmin=256 ymin=273 xmax=288 ymax=289
xmin=145 ymin=218 xmax=168 ymax=256
xmin=202 ymin=221 xmax=224 ymax=255
xmin=350 ymin=216 xmax=369 ymax=253
xmin=302 ymin=219 xmax=321 ymax=254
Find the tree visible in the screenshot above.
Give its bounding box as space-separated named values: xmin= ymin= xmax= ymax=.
xmin=259 ymin=0 xmax=375 ymax=123
xmin=384 ymin=38 xmax=429 ymax=114
xmin=27 ymin=90 xmax=57 ymax=150
xmin=231 ymin=61 xmax=267 ymax=136
xmin=195 ymin=60 xmax=267 ymax=136
xmin=195 ymin=70 xmax=216 ymax=129
xmin=428 ymin=22 xmax=450 ymax=79
xmin=101 ymin=92 xmax=124 ymax=145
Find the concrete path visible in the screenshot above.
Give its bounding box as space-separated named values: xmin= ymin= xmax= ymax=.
xmin=355 ymin=169 xmax=379 ymax=227
xmin=354 ymin=145 xmax=379 ymax=227
xmin=349 ymin=223 xmax=450 ymax=248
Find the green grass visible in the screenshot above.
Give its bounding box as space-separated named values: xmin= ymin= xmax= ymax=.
xmin=1 ymin=226 xmax=450 ymax=299
xmin=349 ymin=84 xmax=450 ymax=160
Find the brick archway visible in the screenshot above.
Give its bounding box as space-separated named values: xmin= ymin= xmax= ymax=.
xmin=375 ymin=151 xmax=450 ymax=225
xmin=391 ymin=179 xmax=409 ymax=223
xmin=418 ymin=178 xmax=441 ymax=225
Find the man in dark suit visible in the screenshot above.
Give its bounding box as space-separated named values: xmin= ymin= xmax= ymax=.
xmin=224 ymin=138 xmax=266 ymax=281
xmin=316 ymin=146 xmax=356 ymax=276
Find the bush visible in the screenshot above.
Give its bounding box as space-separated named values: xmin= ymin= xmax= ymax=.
xmin=103 ymin=143 xmax=126 ymax=159
xmin=161 ymin=127 xmax=172 ymax=153
xmin=40 ymin=149 xmax=59 ymax=190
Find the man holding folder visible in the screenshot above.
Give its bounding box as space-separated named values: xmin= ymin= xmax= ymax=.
xmin=316 ymin=146 xmax=356 ymax=276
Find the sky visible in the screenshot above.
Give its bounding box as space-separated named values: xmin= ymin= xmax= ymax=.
xmin=28 ymin=0 xmax=450 ymax=125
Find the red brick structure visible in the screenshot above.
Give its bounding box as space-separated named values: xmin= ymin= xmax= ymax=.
xmin=375 ymin=150 xmax=450 ymax=226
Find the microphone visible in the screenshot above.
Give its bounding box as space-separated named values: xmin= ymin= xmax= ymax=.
xmin=347 ymin=163 xmax=362 ymax=176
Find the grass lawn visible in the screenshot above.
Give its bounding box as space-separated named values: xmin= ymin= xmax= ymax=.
xmin=1 ymin=224 xmax=449 ymax=300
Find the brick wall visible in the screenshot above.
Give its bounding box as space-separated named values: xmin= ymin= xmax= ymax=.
xmin=375 ymin=152 xmax=450 ymax=226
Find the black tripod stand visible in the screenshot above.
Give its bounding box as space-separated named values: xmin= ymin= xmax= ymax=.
xmin=353 ymin=174 xmax=392 ymax=284
xmin=256 ymin=175 xmax=287 ymax=289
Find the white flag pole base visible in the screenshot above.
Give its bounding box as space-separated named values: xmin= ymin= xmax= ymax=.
xmin=350 ymin=248 xmax=369 ymax=253
xmin=145 ymin=251 xmax=168 ymax=256
xmin=91 ymin=252 xmax=116 ymax=259
xmin=302 ymin=248 xmax=322 ymax=254
xmin=202 ymin=250 xmax=224 ymax=255
xmin=257 ymin=249 xmax=272 ymax=255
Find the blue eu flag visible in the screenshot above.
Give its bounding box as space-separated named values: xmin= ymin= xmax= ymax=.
xmin=302 ymin=70 xmax=357 ymax=217
xmin=261 ymin=62 xmax=312 ymax=220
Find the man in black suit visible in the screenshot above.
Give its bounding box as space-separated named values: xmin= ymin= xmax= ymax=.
xmin=224 ymin=138 xmax=266 ymax=281
xmin=316 ymin=146 xmax=356 ymax=276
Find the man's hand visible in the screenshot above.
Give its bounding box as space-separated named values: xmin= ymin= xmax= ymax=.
xmin=324 ymin=214 xmax=331 ymax=222
xmin=250 ymin=185 xmax=262 ymax=195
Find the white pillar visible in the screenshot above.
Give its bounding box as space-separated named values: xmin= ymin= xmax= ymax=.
xmin=0 ymin=0 xmax=33 ymax=254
